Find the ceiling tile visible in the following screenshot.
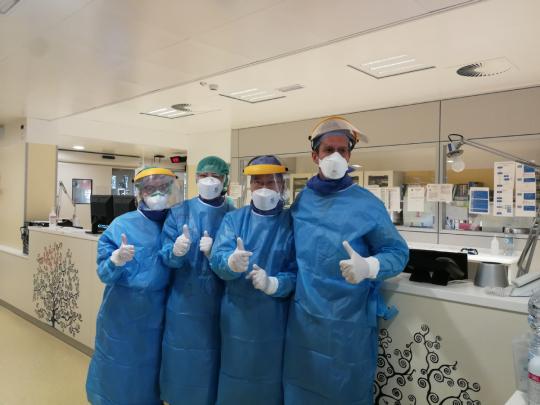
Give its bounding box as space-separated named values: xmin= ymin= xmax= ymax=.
xmin=144 ymin=39 xmax=251 ymax=76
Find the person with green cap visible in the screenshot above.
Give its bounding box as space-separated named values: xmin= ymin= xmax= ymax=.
xmin=159 ymin=156 xmax=235 ymax=405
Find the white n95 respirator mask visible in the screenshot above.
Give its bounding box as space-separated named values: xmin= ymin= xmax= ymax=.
xmin=252 ymin=188 xmax=280 ymax=211
xmin=144 ymin=193 xmax=169 ymax=210
xmin=319 ymin=152 xmax=349 ymax=180
xmin=198 ymin=177 xmax=224 ymax=200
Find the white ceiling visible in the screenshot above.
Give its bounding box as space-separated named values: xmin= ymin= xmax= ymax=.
xmin=2 ymin=0 xmax=540 ymax=155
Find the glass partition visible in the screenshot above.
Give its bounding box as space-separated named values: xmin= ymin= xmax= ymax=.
xmin=275 ymin=142 xmax=439 ymax=229
xmin=442 ymin=134 xmax=540 ymax=234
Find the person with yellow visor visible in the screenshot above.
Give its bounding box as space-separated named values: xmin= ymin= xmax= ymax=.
xmin=210 ymin=155 xmax=297 ymax=405
xmin=86 ymin=167 xmax=180 ymax=405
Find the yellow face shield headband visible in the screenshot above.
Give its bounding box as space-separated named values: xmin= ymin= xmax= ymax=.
xmin=243 ymin=164 xmax=287 ymax=176
xmin=134 ymin=167 xmax=176 ymax=182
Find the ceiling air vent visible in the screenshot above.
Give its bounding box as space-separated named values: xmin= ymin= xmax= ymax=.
xmin=456 ymin=57 xmax=513 ymax=77
xmin=220 ymin=88 xmax=285 ymax=104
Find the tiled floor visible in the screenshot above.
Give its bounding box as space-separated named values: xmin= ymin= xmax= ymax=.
xmin=0 ymin=305 xmax=90 ymax=405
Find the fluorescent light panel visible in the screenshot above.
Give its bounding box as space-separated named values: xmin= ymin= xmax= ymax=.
xmin=220 ymin=88 xmax=285 ymax=104
xmin=73 ymin=145 xmax=85 ymax=150
xmin=141 ymin=107 xmax=193 ymax=119
xmin=348 ymin=54 xmax=435 ymax=79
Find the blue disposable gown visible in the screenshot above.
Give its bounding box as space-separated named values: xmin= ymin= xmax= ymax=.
xmin=210 ymin=206 xmax=297 ymax=405
xmin=159 ymin=197 xmax=235 ymax=405
xmin=86 ymin=210 xmax=169 ymax=405
xmin=283 ymin=185 xmax=409 ymax=405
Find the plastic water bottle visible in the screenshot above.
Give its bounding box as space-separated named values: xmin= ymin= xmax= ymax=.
xmin=528 ymin=291 xmax=540 ymax=403
xmin=503 ymin=228 xmax=514 ymax=256
xmin=490 ymin=236 xmax=500 ymax=255
xmin=48 ymin=208 xmax=57 ymax=228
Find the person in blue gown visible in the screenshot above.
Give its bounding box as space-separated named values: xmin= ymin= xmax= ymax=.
xmin=210 ymin=155 xmax=297 ymax=405
xmin=283 ymin=116 xmax=410 ymax=405
xmin=86 ymin=167 xmax=179 ymax=405
xmin=159 ymin=156 xmax=235 ymax=405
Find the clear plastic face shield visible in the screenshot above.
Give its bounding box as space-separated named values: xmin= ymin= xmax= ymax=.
xmin=134 ymin=173 xmax=181 ymax=210
xmin=241 ymin=173 xmax=289 ymax=209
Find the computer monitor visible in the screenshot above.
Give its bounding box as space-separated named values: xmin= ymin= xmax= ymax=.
xmin=112 ymin=195 xmax=137 ymax=218
xmin=90 ymin=195 xmax=113 ymax=234
xmin=405 ymin=249 xmax=468 ymax=286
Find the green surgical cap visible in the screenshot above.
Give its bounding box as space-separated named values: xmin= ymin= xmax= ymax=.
xmin=196 ymin=156 xmax=229 ymax=176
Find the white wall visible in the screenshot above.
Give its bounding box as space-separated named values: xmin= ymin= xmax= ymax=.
xmin=0 ymin=120 xmax=26 ymax=249
xmin=57 ymin=162 xmax=114 ymax=230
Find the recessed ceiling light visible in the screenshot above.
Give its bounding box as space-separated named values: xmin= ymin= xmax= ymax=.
xmin=456 ymin=57 xmax=513 ymax=77
xmin=0 ymin=0 xmax=20 ymax=14
xmin=348 ymin=54 xmax=435 ymax=79
xmin=141 ymin=107 xmax=193 ymax=119
xmin=73 ymin=145 xmax=85 ymax=150
xmin=220 ymin=88 xmax=285 ymax=104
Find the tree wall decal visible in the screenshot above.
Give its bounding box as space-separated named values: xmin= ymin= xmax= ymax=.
xmin=33 ymin=242 xmax=82 ymax=337
xmin=374 ymin=324 xmax=481 ymax=405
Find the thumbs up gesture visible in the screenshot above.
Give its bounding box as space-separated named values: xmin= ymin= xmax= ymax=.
xmin=111 ymin=234 xmax=135 ymax=266
xmin=173 ymin=224 xmax=191 ymax=257
xmin=199 ymin=230 xmax=213 ymax=257
xmin=227 ymin=237 xmax=253 ymax=273
xmin=339 ymin=241 xmax=372 ymax=284
xmin=246 ymin=264 xmax=278 ymax=295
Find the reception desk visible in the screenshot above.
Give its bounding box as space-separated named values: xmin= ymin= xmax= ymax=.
xmin=0 ymin=227 xmax=103 ymax=352
xmin=379 ymin=274 xmax=527 ymax=404
xmin=0 ymin=228 xmax=530 ymax=403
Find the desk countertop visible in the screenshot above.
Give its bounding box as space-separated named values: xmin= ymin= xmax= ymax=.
xmin=383 ymin=273 xmax=528 ymax=314
xmin=408 ymin=241 xmax=520 ymax=265
xmin=29 ymin=226 xmax=100 ymax=242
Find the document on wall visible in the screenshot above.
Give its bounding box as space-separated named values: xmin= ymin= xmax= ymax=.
xmin=426 ymin=184 xmax=440 ymax=202
xmin=439 ymin=184 xmax=454 ymax=203
xmin=228 ymin=183 xmax=243 ymax=200
xmin=469 ymin=187 xmax=490 ymax=215
xmin=494 ymin=161 xmax=516 ymax=217
xmin=380 ymin=187 xmax=389 ymax=209
xmin=387 ymin=187 xmax=401 ymax=212
xmin=426 ymin=184 xmax=453 ymax=203
xmin=515 ymin=164 xmax=536 ymax=217
xmin=366 ymin=186 xmax=383 ymax=201
xmin=407 ymin=186 xmax=425 ymax=212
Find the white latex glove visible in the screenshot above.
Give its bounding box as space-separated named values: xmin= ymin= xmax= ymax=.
xmin=111 ymin=234 xmax=135 ymax=267
xmin=173 ymin=225 xmax=191 ymax=257
xmin=227 ymin=237 xmax=253 ymax=273
xmin=246 ymin=264 xmax=278 ymax=295
xmin=199 ymin=230 xmax=213 ymax=257
xmin=339 ymin=241 xmax=380 ymax=284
